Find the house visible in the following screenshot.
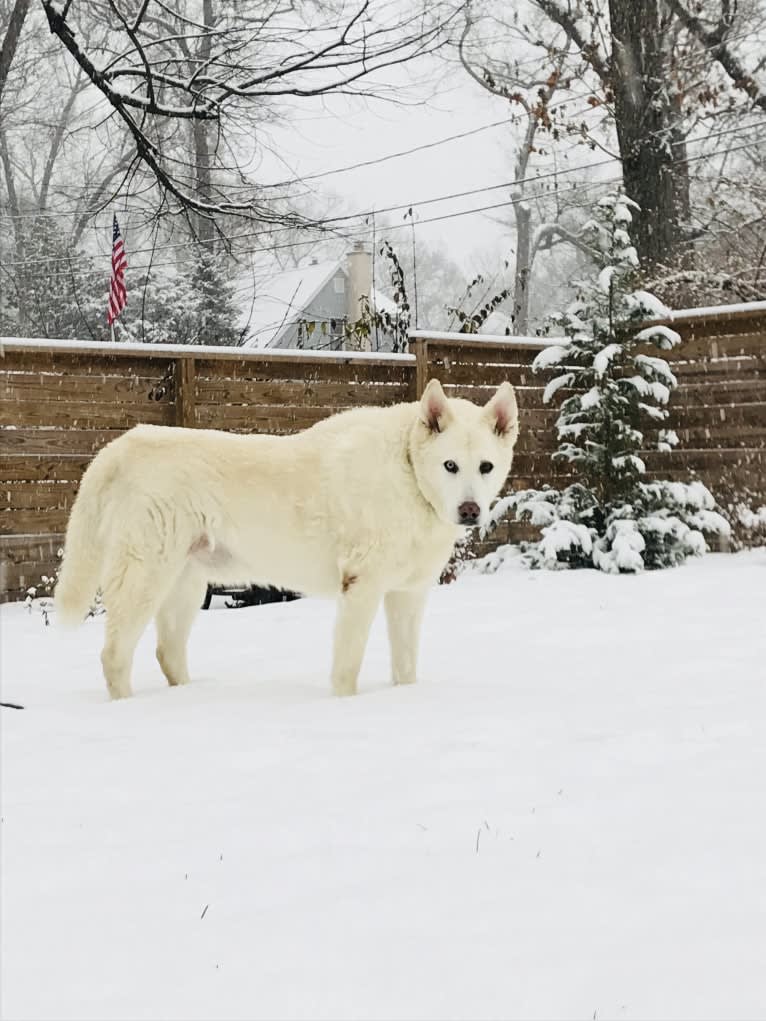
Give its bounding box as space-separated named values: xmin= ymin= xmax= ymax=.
xmin=241 ymin=243 xmax=400 ymax=352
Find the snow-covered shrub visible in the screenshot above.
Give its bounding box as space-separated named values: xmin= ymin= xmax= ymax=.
xmin=731 ymin=502 xmax=766 ymax=549
xmin=25 ymin=549 xmax=103 ymax=626
xmin=440 ymin=532 xmax=476 ymax=583
xmin=490 ymin=191 xmax=730 ymax=573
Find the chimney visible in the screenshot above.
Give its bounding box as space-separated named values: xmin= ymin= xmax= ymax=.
xmin=346 ymin=241 xmax=372 ymax=327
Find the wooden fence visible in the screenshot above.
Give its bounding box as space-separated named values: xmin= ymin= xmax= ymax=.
xmin=1 ymin=303 xmax=765 ymax=601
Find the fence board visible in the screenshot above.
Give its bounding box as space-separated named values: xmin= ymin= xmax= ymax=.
xmin=195 ymin=379 xmax=412 ymax=407
xmin=0 ymin=399 xmax=172 ymax=428
xmin=0 ymin=457 xmax=92 ymax=482
xmin=433 ymin=362 xmax=541 ymax=387
xmin=643 ymin=447 xmax=765 ymax=470
xmin=2 ymin=351 xmax=174 ymax=377
xmin=1 ymin=533 xmax=64 ymax=564
xmin=194 ymin=404 xmax=334 ymax=431
xmin=674 ymin=380 xmax=766 ymax=405
xmin=194 ymin=357 xmax=414 ymax=386
xmin=3 ymin=482 xmax=79 ymax=510
xmin=665 ymin=403 xmax=765 ymax=428
xmin=0 ymin=534 xmax=63 ymax=601
xmin=661 ymin=331 xmax=766 ymax=361
xmin=672 ymin=357 xmax=766 ymax=379
xmin=0 ymin=506 xmax=70 ymax=535
xmin=0 ymin=428 xmax=125 ymax=456
xmin=672 ymin=315 xmax=766 ymax=341
xmin=1 ymin=372 xmax=173 ymax=405
xmin=429 ymin=347 xmax=541 ymax=369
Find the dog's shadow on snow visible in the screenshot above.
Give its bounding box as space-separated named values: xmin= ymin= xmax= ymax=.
xmin=107 ymin=671 xmax=422 ymax=707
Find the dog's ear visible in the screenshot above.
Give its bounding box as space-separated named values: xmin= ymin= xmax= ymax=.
xmin=484 ymin=381 xmax=519 ymax=441
xmin=419 ymin=378 xmax=451 ymax=433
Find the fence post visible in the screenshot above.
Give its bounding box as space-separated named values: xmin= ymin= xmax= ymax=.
xmin=413 ymin=337 xmax=429 ymax=398
xmin=174 ymin=356 xmax=196 ymax=428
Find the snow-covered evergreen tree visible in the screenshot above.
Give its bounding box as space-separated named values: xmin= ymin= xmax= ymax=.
xmin=116 ymin=253 xmax=242 ymax=346
xmin=1 ymin=219 xmax=103 ymax=339
xmin=490 ymin=191 xmax=730 ymax=573
xmin=186 ymin=252 xmax=242 ymax=346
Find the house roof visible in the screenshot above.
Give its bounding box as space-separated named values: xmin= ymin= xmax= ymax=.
xmin=241 ymin=260 xmax=344 ymax=349
xmin=370 ymin=286 xmax=399 ymax=319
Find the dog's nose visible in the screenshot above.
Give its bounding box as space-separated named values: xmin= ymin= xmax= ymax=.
xmin=458 ymin=500 xmax=481 ymax=525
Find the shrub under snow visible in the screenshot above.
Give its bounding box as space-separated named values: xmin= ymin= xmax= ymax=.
xmin=484 ymin=191 xmax=730 ymax=574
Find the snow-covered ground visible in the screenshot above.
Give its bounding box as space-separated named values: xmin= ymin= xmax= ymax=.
xmin=2 ymin=552 xmax=765 ymax=1021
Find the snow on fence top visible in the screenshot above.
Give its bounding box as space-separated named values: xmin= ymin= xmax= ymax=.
xmin=661 ymin=299 xmax=766 ymax=321
xmin=0 ymin=336 xmax=416 ymax=364
xmin=408 ymin=330 xmax=554 ymax=347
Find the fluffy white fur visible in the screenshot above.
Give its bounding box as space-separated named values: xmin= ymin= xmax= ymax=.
xmin=55 ymin=379 xmax=519 ymax=699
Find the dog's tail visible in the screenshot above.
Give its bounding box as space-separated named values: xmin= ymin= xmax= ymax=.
xmin=54 ymin=452 xmax=113 ymax=627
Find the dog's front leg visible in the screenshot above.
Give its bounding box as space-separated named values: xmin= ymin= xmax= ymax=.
xmin=384 ymin=587 xmax=429 ymax=687
xmin=331 ymin=581 xmax=381 ymax=697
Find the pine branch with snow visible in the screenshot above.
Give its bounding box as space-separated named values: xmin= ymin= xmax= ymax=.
xmin=535 ymin=192 xmax=684 ymax=509
xmin=486 ymin=190 xmax=730 ymax=574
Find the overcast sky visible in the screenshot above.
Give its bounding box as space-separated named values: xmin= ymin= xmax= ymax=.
xmin=257 ymin=59 xmax=521 ymax=270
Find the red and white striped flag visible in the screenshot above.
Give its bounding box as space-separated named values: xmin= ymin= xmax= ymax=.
xmin=107 ymin=214 xmax=127 ymax=325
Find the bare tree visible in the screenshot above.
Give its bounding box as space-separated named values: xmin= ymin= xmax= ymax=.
xmin=460 ymin=2 xmax=766 ymax=267
xmin=40 ymin=0 xmax=464 ymax=230
xmin=458 ymin=6 xmax=605 ymax=332
xmin=0 ymin=0 xmax=30 ymax=110
xmin=0 ymin=7 xmax=139 ymax=334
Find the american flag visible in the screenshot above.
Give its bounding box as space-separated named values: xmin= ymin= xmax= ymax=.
xmin=107 ymin=214 xmax=127 ymax=325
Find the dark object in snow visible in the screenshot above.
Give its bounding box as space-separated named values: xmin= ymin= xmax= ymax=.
xmin=201 ymin=584 xmax=301 ymax=610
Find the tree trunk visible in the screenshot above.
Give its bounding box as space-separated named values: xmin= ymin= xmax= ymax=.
xmin=193 ymin=0 xmax=214 ymax=246
xmin=608 ymin=0 xmax=691 ymax=271
xmin=0 ymin=126 xmax=27 ymax=327
xmin=513 ymin=202 xmax=532 ymax=335
xmin=0 ymin=0 xmax=30 ymax=114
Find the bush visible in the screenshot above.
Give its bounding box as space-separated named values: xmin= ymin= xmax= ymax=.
xmin=486 ymin=191 xmax=730 ymax=574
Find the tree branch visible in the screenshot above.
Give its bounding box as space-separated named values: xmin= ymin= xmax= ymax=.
xmin=666 ymin=0 xmax=766 ymax=112
xmin=41 ymin=1 xmax=217 ymax=119
xmin=532 ymin=221 xmax=601 ymax=261
xmin=534 ymin=0 xmax=610 ymax=83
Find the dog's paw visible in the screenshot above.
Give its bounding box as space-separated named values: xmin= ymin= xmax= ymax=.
xmin=331 ymin=676 xmax=358 ymax=697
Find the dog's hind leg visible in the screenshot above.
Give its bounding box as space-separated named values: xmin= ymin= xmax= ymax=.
xmin=384 ymin=587 xmax=429 ymax=687
xmin=331 ymin=578 xmax=382 ymax=697
xmin=155 ymin=564 xmax=208 ymax=689
xmin=100 ymin=549 xmax=186 ymax=700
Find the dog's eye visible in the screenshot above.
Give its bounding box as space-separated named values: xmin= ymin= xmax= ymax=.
xmin=443 ymin=460 xmax=459 ymax=474
xmin=479 ymin=461 xmax=494 ymax=475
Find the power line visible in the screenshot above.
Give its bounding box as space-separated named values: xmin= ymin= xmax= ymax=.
xmin=3 ymin=105 xmax=762 ymax=237
xmin=5 ymin=151 xmax=761 ymax=341
xmin=258 ymin=117 xmax=514 ymax=188
xmin=0 ymin=176 xmax=612 ymax=272
xmin=2 ymin=125 xmax=765 ymax=275
xmin=0 ymin=118 xmax=516 ymax=223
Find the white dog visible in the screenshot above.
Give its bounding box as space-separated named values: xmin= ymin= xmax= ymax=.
xmin=55 ymin=379 xmax=518 ymax=699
